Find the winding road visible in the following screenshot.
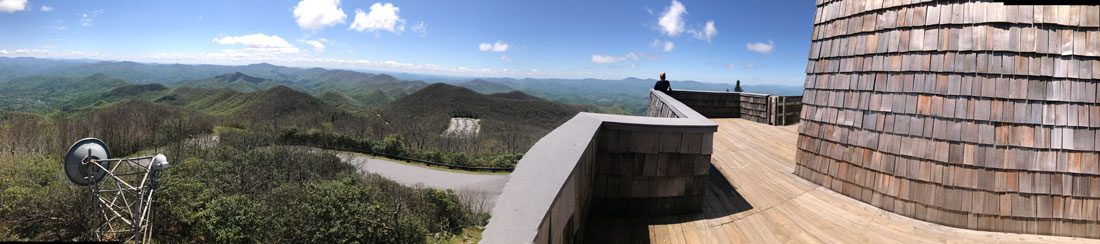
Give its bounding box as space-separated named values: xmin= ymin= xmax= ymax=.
xmin=187 ymin=136 xmax=510 ymax=211
xmin=333 ymin=152 xmax=510 ymax=211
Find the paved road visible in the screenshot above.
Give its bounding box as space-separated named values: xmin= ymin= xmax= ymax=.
xmin=333 ymin=152 xmax=510 ymax=211
xmin=184 ymin=137 xmax=509 ymax=211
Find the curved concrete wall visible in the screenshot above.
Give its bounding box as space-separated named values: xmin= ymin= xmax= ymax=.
xmin=797 ymin=0 xmax=1100 ymax=238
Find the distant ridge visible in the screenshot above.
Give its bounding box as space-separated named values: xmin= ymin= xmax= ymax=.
xmin=0 ymin=57 xmax=804 ymax=115
xmin=155 ymin=85 xmax=371 ymax=128
xmin=379 ymin=83 xmax=582 ymax=151
xmin=454 ymin=79 xmax=514 ymax=94
xmin=317 ymin=90 xmax=356 ymax=106
xmin=487 ymin=91 xmax=538 ymax=100
xmin=214 ymin=72 xmax=268 ymax=83
xmin=0 ymin=73 xmax=130 ymax=113
xmin=169 ymin=72 xmax=286 ymax=92
xmin=99 ymin=83 xmax=168 ymax=99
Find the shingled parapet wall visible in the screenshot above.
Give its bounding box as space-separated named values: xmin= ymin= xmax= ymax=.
xmin=656 ymin=89 xmax=803 ymax=126
xmin=797 ymin=0 xmax=1100 ymax=238
xmin=482 ymin=89 xmax=716 ymax=243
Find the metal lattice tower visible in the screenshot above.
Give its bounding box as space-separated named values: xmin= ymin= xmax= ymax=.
xmin=64 ymin=138 xmax=169 ymax=243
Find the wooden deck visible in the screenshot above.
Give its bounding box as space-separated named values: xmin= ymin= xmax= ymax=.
xmin=583 ymin=118 xmax=1095 ymax=243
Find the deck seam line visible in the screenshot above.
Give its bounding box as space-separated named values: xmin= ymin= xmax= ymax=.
xmin=708 ymin=185 xmax=824 ymax=228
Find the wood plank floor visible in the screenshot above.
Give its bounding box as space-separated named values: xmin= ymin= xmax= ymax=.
xmin=584 ymin=118 xmax=1097 ymax=243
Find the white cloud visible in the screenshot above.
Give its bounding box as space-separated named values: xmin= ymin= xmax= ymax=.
xmin=292 ymin=0 xmax=347 ymax=32
xmin=0 ymin=49 xmax=48 ymax=55
xmin=411 ymin=21 xmax=427 ymax=37
xmin=689 ymin=20 xmax=717 ymax=42
xmin=478 ymin=41 xmax=509 ymax=52
xmin=735 ymin=59 xmax=762 ymax=69
xmin=637 ymin=52 xmax=660 ymax=61
xmin=500 ymin=55 xmax=512 ymax=62
xmin=655 ymin=1 xmax=716 ymax=43
xmin=746 ymin=40 xmax=774 ymax=54
xmin=651 ymin=39 xmax=674 ymax=52
xmin=658 ymin=0 xmax=686 ymax=36
xmin=213 ymin=33 xmax=300 ymax=54
xmin=625 ymin=52 xmax=639 ymax=61
xmin=643 ymin=6 xmax=653 ymax=15
xmin=591 ymin=52 xmax=640 ymax=64
xmin=80 ymin=9 xmax=104 ymax=27
xmin=0 ymin=0 xmax=26 ymax=13
xmin=349 ymin=3 xmax=405 ymax=33
xmin=299 ymin=38 xmax=335 ymax=52
xmin=40 ymin=5 xmax=52 ymax=12
xmin=301 ymin=39 xmax=325 ymax=52
xmin=591 ymin=55 xmax=625 ymax=64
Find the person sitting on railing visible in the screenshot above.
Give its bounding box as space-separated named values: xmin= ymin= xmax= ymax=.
xmin=654 ymin=72 xmax=672 ymax=94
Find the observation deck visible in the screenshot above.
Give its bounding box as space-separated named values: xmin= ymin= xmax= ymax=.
xmin=482 ymin=88 xmax=1092 ymax=243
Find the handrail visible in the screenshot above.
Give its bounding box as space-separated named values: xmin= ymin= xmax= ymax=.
xmin=663 ymin=89 xmax=802 ymax=125
xmin=647 ymin=88 xmax=711 ymax=121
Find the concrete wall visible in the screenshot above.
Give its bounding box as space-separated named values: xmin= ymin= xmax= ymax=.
xmin=483 ymin=89 xmax=717 ymax=243
xmin=798 ymin=0 xmax=1100 ymax=238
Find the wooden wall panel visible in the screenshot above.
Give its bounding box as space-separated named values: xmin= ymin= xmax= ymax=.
xmin=798 ymin=0 xmax=1100 ymax=239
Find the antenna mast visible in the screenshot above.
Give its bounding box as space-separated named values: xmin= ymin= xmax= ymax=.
xmin=63 ymin=138 xmax=169 ymax=243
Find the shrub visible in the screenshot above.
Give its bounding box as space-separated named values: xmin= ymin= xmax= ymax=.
xmin=0 ymin=154 xmax=89 ymax=241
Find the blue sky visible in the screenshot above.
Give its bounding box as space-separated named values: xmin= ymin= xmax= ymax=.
xmin=0 ymin=0 xmax=816 ymax=86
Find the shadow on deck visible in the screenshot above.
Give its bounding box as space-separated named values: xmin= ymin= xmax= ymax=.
xmin=583 ymin=165 xmax=753 ymax=243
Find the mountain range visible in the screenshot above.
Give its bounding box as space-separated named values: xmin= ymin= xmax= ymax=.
xmin=0 ymin=57 xmax=803 ymax=115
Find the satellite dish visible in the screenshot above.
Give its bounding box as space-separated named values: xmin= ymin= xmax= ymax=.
xmin=152 ymin=153 xmax=169 ymax=170
xmin=63 ymin=138 xmax=111 ymax=186
xmin=64 ymin=138 xmax=168 ymax=242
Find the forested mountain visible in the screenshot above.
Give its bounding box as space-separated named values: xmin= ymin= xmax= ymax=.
xmin=449 ymin=76 xmax=804 ymax=114
xmin=153 ymin=85 xmax=377 ymax=131
xmin=379 ymin=83 xmax=583 ymax=153
xmin=0 ymin=57 xmax=804 ymax=115
xmin=0 ymin=58 xmax=430 ymax=108
xmin=34 ymin=61 xmax=316 ymax=84
xmin=0 ymin=57 xmax=89 ymax=79
xmin=0 ymin=73 xmax=130 ymax=113
xmin=292 ymin=72 xmax=427 ymax=108
xmin=169 ymin=72 xmax=289 ymax=92
xmin=317 ymin=90 xmax=357 ymax=106
xmin=453 ymin=79 xmax=514 ymax=94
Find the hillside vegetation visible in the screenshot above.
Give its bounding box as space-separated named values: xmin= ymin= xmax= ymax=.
xmin=0 ymin=112 xmax=481 ymax=242
xmin=380 ymin=83 xmax=582 ymax=154
xmin=0 ymin=57 xmax=811 ymax=242
xmin=460 ymin=77 xmax=803 ymax=114
xmin=169 ymin=72 xmax=289 ymax=92
xmin=0 ymin=73 xmax=129 ymax=113
xmin=0 ymin=58 xmax=805 ymax=115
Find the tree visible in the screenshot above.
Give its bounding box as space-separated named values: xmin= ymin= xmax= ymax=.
xmin=734 ymin=80 xmax=744 ymax=92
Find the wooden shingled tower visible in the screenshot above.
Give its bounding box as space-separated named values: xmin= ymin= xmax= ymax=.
xmin=796 ymin=0 xmax=1100 ymax=238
